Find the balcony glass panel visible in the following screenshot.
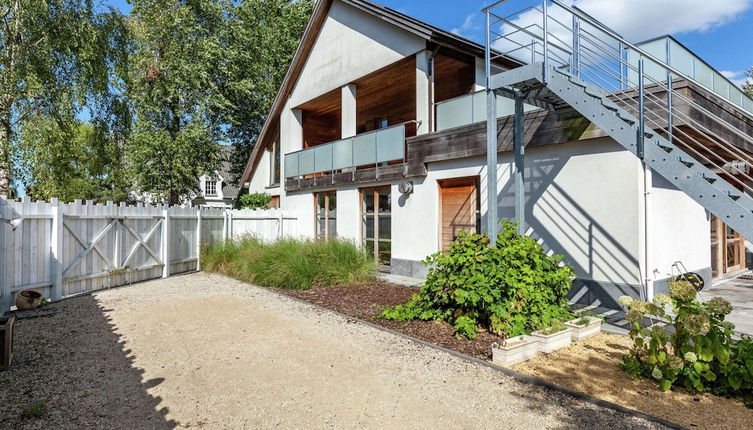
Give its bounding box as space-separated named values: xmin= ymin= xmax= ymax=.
xmin=640 ymin=39 xmax=668 ymax=83
xmin=730 ymin=87 xmax=744 ymax=107
xmin=714 ymin=76 xmax=730 ymax=98
xmin=284 ymin=152 xmax=299 ymax=178
xmin=436 ymin=91 xmax=537 ymax=132
xmin=298 ymin=147 xmax=315 ymax=176
xmin=669 ymin=39 xmax=694 ymax=77
xmin=283 ymin=124 xmax=407 ymax=179
xmin=314 ymin=144 xmax=333 ymax=172
xmin=353 ymin=132 xmax=377 ymax=166
xmin=332 ymin=138 xmax=353 ymax=170
xmin=694 ymin=61 xmax=714 ymax=88
xmin=375 ymin=125 xmax=405 ymax=163
xmin=436 ymin=94 xmax=474 ymax=131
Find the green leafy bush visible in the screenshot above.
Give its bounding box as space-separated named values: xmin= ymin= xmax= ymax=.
xmin=202 ymin=237 xmax=375 ymax=290
xmin=234 ymin=192 xmax=273 ymax=209
xmin=380 ymin=221 xmax=574 ymax=339
xmin=620 ymin=281 xmax=753 ymax=402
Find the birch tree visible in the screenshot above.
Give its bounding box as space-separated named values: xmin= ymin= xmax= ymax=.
xmin=0 ymin=0 xmax=123 ymax=196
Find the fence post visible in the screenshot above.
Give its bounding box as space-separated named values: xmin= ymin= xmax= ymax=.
xmin=196 ymin=208 xmax=202 ymax=271
xmin=222 ymin=209 xmax=228 ymax=241
xmin=162 ymin=206 xmax=170 ymax=278
xmin=278 ymin=210 xmax=284 ymax=239
xmin=50 ymin=198 xmax=64 ymax=301
xmin=228 ymin=210 xmax=233 ymax=240
xmin=111 ymin=201 xmax=121 ymax=271
xmin=0 ymin=195 xmax=8 ymax=313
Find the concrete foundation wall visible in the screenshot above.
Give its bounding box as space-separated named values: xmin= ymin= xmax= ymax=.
xmin=649 ymin=172 xmax=712 ymax=294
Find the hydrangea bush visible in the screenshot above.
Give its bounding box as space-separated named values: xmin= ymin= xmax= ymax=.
xmin=620 ymin=281 xmax=753 ymax=404
xmin=380 ymin=221 xmax=574 ymax=339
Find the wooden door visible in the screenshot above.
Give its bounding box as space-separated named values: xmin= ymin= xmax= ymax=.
xmin=439 ymin=177 xmax=479 ymax=250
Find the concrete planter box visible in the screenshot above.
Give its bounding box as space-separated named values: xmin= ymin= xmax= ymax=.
xmin=491 ymin=335 xmax=539 ymax=366
xmin=565 ymin=316 xmax=602 ymax=342
xmin=532 ymin=327 xmax=573 ymax=353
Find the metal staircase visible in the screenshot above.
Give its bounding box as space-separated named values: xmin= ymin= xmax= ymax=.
xmin=484 ymin=0 xmax=753 ymax=241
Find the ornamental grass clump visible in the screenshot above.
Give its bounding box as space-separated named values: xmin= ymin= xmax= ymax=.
xmin=380 ymin=221 xmax=574 ymax=339
xmin=620 ymin=280 xmax=753 ymax=404
xmin=202 ymin=237 xmax=375 ymax=290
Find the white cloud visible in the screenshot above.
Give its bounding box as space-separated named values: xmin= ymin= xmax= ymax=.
xmin=720 ymin=70 xmax=750 ymax=88
xmin=451 ymin=13 xmax=478 ymax=39
xmin=567 ymin=0 xmax=753 ymax=41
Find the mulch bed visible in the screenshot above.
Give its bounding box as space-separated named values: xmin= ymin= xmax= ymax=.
xmin=277 ymin=282 xmax=501 ymax=360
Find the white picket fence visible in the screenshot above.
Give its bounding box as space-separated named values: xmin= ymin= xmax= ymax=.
xmin=0 ymin=197 xmax=297 ymax=314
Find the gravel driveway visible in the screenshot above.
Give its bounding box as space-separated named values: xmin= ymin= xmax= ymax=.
xmin=0 ymin=273 xmax=669 ymax=429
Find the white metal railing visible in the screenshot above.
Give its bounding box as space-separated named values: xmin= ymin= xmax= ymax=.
xmin=484 ymin=0 xmax=753 ymax=196
xmin=284 ymin=123 xmax=406 ymax=179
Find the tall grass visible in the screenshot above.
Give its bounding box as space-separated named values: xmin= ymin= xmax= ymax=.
xmin=201 ymin=237 xmax=376 ymax=290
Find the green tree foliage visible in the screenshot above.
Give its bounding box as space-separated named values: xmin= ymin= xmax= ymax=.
xmin=16 ymin=119 xmax=129 ymax=201
xmin=1 ymin=0 xmax=128 ymax=196
xmin=125 ymin=0 xmax=229 ymax=204
xmin=234 ymin=192 xmax=272 ymax=209
xmin=222 ymin=0 xmax=314 ymax=184
xmin=381 ymin=221 xmax=574 ymax=339
xmin=744 ymin=67 xmax=753 ymax=98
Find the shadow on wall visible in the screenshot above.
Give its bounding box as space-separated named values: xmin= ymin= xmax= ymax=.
xmin=480 ymin=140 xmax=645 ymax=309
xmin=0 ymin=294 xmax=175 ymax=428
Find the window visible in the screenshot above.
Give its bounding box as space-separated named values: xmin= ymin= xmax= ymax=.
xmin=270 ymin=138 xmax=281 ymax=186
xmin=316 ymin=192 xmax=337 ymax=239
xmin=204 ymin=180 xmax=217 ymax=197
xmin=361 ymin=187 xmax=391 ymax=266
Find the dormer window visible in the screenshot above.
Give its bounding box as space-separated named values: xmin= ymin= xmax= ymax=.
xmin=205 ymin=180 xmax=217 ymax=197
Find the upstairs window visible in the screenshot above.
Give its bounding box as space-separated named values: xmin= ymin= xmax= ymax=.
xmin=204 ymin=180 xmax=217 ymax=197
xmin=270 ymin=138 xmax=281 ymax=186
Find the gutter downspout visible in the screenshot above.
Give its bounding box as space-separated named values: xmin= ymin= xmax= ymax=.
xmin=643 ymin=162 xmax=653 ymax=301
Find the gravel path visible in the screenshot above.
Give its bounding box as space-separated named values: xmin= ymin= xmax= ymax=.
xmin=0 ymin=273 xmax=670 ymax=429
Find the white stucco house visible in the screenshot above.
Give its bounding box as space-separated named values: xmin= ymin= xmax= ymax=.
xmin=240 ymin=0 xmax=753 ymax=309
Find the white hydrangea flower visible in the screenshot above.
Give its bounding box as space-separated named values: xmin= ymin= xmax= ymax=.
xmin=618 ymin=295 xmax=633 ymax=308
xmin=651 ymin=367 xmax=663 ymax=380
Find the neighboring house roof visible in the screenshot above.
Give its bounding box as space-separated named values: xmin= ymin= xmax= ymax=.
xmin=239 ymin=0 xmax=522 ymax=185
xmin=218 ymin=145 xmax=240 ymax=199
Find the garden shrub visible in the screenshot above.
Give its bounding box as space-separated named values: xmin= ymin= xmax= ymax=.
xmin=234 ymin=192 xmax=273 ymax=209
xmin=202 ymin=237 xmax=375 ymax=289
xmin=620 ymin=281 xmax=753 ymax=403
xmin=380 ymin=221 xmax=574 ymax=339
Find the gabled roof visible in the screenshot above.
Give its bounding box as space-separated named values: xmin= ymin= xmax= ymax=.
xmin=240 ymin=0 xmax=521 ymax=184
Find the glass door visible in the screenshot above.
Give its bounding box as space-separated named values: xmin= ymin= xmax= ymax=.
xmin=316 ymin=192 xmax=337 ymax=240
xmin=711 ymin=216 xmax=746 ymax=278
xmin=361 ymin=187 xmax=391 ymax=268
